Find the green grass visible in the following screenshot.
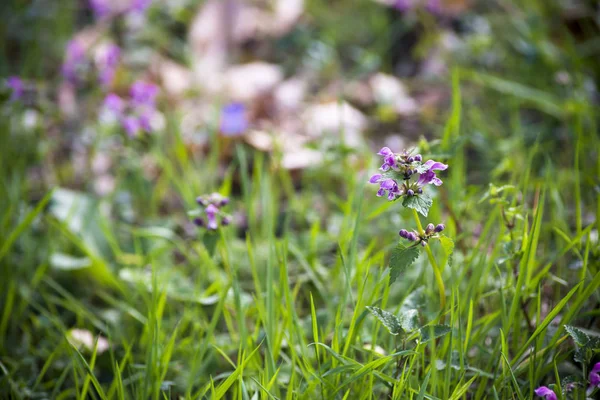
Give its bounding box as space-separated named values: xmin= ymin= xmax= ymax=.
xmin=1 ymin=0 xmax=600 ymax=399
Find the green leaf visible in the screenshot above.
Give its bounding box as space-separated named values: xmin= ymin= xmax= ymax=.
xmin=366 ymin=306 xmax=403 ymax=335
xmin=564 ymin=325 xmax=600 ymax=364
xmin=419 ymin=325 xmax=451 ymax=343
xmin=439 ymin=235 xmax=454 ymax=269
xmin=399 ymin=309 xmax=419 ymax=332
xmin=564 ymin=325 xmax=590 ymax=346
xmin=389 ymin=244 xmax=420 ymax=285
xmin=402 ymin=194 xmax=433 ymax=217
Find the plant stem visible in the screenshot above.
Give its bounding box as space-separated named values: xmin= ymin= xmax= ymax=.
xmin=411 ymin=208 xmax=446 ymax=322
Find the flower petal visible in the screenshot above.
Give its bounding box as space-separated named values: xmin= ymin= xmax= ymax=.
xmin=534 ymin=387 xmax=557 ymax=400
xmin=424 ymin=160 xmax=448 ymax=171
xmin=369 ymin=174 xmax=382 ymax=184
xmin=379 ymin=179 xmax=396 ymax=190
xmin=377 ymin=147 xmax=393 ymax=156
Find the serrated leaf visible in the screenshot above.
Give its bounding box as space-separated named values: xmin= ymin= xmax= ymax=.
xmin=419 ymin=325 xmax=451 ymax=343
xmin=399 ymin=309 xmax=419 ymax=332
xmin=389 ymin=244 xmax=420 ymax=285
xmin=367 ymin=306 xmax=403 ymax=335
xmin=564 ymin=325 xmax=590 ymax=346
xmin=402 ymin=194 xmax=433 ymax=217
xmin=439 ymin=235 xmax=454 ymax=268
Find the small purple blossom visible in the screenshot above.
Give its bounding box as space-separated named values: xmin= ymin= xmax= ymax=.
xmin=62 ymin=39 xmax=86 ymax=84
xmin=89 ymin=0 xmax=112 ymax=18
xmin=130 ymin=0 xmax=152 ymax=14
xmin=205 ymin=204 xmax=219 ymax=230
xmin=534 ymin=386 xmax=557 ymax=400
xmin=589 ymin=362 xmax=600 ymax=389
xmin=103 ymin=93 xmax=125 ymax=115
xmin=416 ymin=160 xmax=448 ymax=187
xmin=377 ymin=147 xmax=397 ymax=171
xmin=6 ymin=76 xmax=24 ymax=101
xmin=138 ymin=109 xmax=154 ymax=132
xmin=193 ymin=193 xmax=231 ymax=231
xmin=122 ymin=116 xmax=141 ymax=137
xmin=220 ymin=102 xmax=248 ymax=136
xmin=369 ymin=174 xmax=402 ymax=200
xmin=130 ymin=81 xmax=159 ymax=107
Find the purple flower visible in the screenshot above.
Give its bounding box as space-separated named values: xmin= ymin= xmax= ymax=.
xmin=138 ymin=109 xmax=154 ymax=132
xmin=6 ymin=76 xmax=24 ymax=101
xmin=416 ymin=160 xmax=448 ymax=187
xmin=96 ymin=44 xmax=120 ymax=87
xmin=377 ymin=147 xmax=397 ymax=171
xmin=130 ymin=0 xmax=152 ymax=14
xmin=103 ymin=93 xmax=125 ymax=115
xmin=130 ymin=81 xmax=159 ymax=107
xmin=589 ymin=362 xmax=600 ymax=389
xmin=122 ymin=116 xmax=141 ymax=137
xmin=62 ymin=39 xmax=86 ymax=84
xmin=394 ymin=0 xmax=412 ymax=11
xmin=220 ymin=102 xmax=248 ymax=136
xmin=369 ymin=174 xmax=402 ymax=200
xmin=89 ymin=0 xmax=112 ymax=18
xmin=534 ymin=386 xmax=557 ymax=400
xmin=205 ymin=204 xmax=219 ymax=230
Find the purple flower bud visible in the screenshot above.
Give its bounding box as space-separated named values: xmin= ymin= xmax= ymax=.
xmin=435 ymin=224 xmax=445 ymax=233
xmin=377 ymin=147 xmax=393 ymax=157
xmin=196 ymin=196 xmax=207 ymax=206
xmin=407 ymin=189 xmax=414 ymax=196
xmin=407 ymin=156 xmax=414 ymax=163
xmin=414 ymin=154 xmax=422 ymax=162
xmin=420 ymin=240 xmax=427 ymax=247
xmin=425 ymin=223 xmax=434 ymax=234
xmin=406 ymin=169 xmax=413 ymax=177
xmin=193 ymin=217 xmax=204 ymax=227
xmin=399 ymin=229 xmax=408 ymax=238
xmin=219 ymin=198 xmax=230 ymax=207
xmin=205 ymin=204 xmax=219 ymax=230
xmin=222 ymin=216 xmax=232 ymax=226
xmin=406 ymin=232 xmax=417 ymax=241
xmin=417 ymin=188 xmax=423 ymax=194
xmin=369 ymin=174 xmax=382 ymax=184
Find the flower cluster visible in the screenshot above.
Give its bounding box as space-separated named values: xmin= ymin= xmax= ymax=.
xmin=399 ymin=223 xmax=444 ymax=246
xmin=102 ymin=80 xmax=160 ymax=137
xmin=369 ymin=147 xmax=447 ymax=201
xmin=192 ymin=193 xmax=232 ymax=231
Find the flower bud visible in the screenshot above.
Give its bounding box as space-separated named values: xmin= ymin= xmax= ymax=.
xmin=417 ymin=187 xmax=423 ymax=194
xmin=406 ymin=169 xmax=413 ymax=176
xmin=399 ymin=229 xmax=408 ymax=238
xmin=414 ymin=154 xmax=422 ymax=162
xmin=194 ymin=217 xmax=204 ymax=227
xmin=435 ymin=224 xmax=445 ymax=233
xmin=219 ymin=197 xmax=230 ymax=207
xmin=425 ymin=223 xmax=435 ymax=234
xmin=407 ymin=156 xmax=414 ymax=163
xmin=406 ymin=232 xmax=417 ymax=241
xmin=196 ymin=196 xmax=207 ymax=206
xmin=420 ymin=240 xmax=427 ymax=247
xmin=222 ymin=216 xmax=232 ymax=226
xmin=407 ymin=189 xmax=414 ymax=196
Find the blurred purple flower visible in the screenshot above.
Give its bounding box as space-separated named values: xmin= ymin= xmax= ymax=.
xmin=205 ymin=204 xmax=219 ymax=230
xmin=7 ymin=76 xmax=24 ymax=101
xmin=534 ymin=387 xmax=557 ymax=400
xmin=138 ymin=109 xmax=154 ymax=132
xmin=130 ymin=81 xmax=159 ymax=107
xmin=416 ymin=160 xmax=448 ymax=187
xmin=89 ymin=0 xmax=112 ymax=18
xmin=97 ymin=44 xmax=120 ymax=87
xmin=62 ymin=40 xmax=86 ymax=84
xmin=103 ymin=93 xmax=125 ymax=115
xmin=122 ymin=116 xmax=141 ymax=137
xmin=393 ymin=0 xmax=441 ymax=13
xmin=220 ymin=102 xmax=248 ymax=136
xmin=130 ymin=0 xmax=152 ymax=14
xmin=590 ymin=362 xmax=600 ymax=389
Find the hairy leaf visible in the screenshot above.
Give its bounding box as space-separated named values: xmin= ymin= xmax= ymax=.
xmin=419 ymin=325 xmax=451 ymax=343
xmin=367 ymin=306 xmax=403 ymax=335
xmin=389 ymin=244 xmax=420 ymax=284
xmin=402 ymin=194 xmax=433 ymax=217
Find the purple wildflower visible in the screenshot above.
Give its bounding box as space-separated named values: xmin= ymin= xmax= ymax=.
xmin=589 ymin=362 xmax=600 ymax=389
xmin=130 ymin=0 xmax=152 ymax=14
xmin=138 ymin=110 xmax=154 ymax=133
xmin=416 ymin=160 xmax=448 ymax=187
xmin=89 ymin=0 xmax=112 ymax=18
xmin=122 ymin=116 xmax=141 ymax=137
xmin=62 ymin=39 xmax=86 ymax=84
xmin=6 ymin=76 xmax=24 ymax=101
xmin=369 ymin=174 xmax=402 ymax=201
xmin=534 ymin=386 xmax=557 ymax=400
xmin=130 ymin=81 xmax=159 ymax=107
xmin=103 ymin=93 xmax=125 ymax=115
xmin=220 ymin=102 xmax=248 ymax=136
xmin=96 ymin=44 xmax=120 ymax=87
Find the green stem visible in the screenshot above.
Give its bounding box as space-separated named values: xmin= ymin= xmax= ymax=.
xmin=411 ymin=209 xmax=446 ymax=322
